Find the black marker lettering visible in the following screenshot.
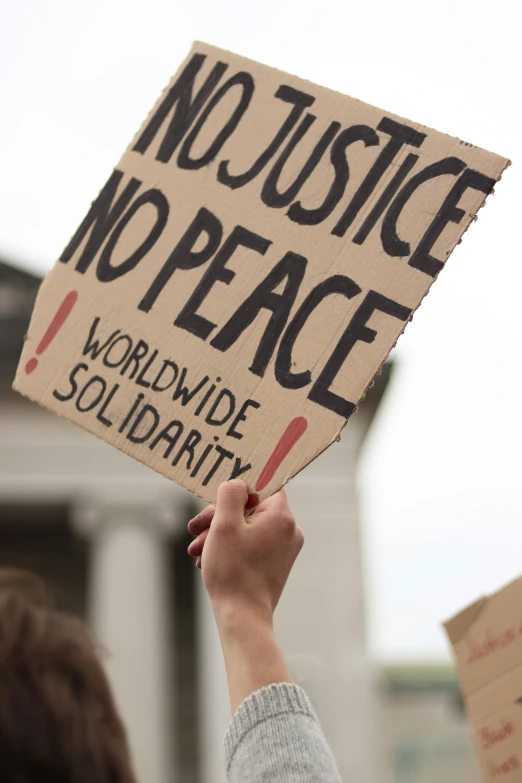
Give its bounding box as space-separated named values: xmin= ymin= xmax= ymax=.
xmin=381 ymin=157 xmax=466 ymax=264
xmin=102 ymin=335 xmax=133 ymax=368
xmin=229 ymin=458 xmax=252 ymax=480
xmin=139 ymin=207 xmax=223 ymax=312
xmin=120 ymin=339 xmax=149 ymax=379
xmin=194 ymin=383 xmax=217 ymax=416
xmin=96 ymin=383 xmax=119 ymax=428
xmin=205 ymin=389 xmax=236 ymax=426
xmin=276 ymin=275 xmax=361 ymax=390
xmin=136 ymin=349 xmax=159 ymax=388
xmin=53 ymin=362 xmax=88 ymax=402
xmin=409 ymin=167 xmax=495 ymax=276
xmin=82 ymin=318 xmax=120 ymax=360
xmin=308 ymin=291 xmax=412 ymax=416
xmin=76 ymin=376 xmax=107 ymax=413
xmin=352 ymin=153 xmax=419 ymax=245
xmin=119 ymin=393 xmax=145 ymax=433
xmin=178 ymin=72 xmax=255 ymax=170
xmin=262 ymin=117 xmax=340 ymax=209
xmin=288 ymin=124 xmax=379 ymax=226
xmin=60 ymin=171 xmax=142 ymax=273
xmin=175 ymin=225 xmax=270 ymax=340
xmin=218 ymin=85 xmax=315 ymax=189
xmin=226 ymin=399 xmax=261 ymax=440
xmin=133 ymin=53 xmax=228 ymax=162
xmin=172 ymin=429 xmax=202 ymax=469
xmin=149 ymin=420 xmax=184 ymax=458
xmin=190 ymin=443 xmax=214 ymax=477
xmin=202 ymin=445 xmax=234 ymax=486
xmin=96 ymin=189 xmax=169 ymax=282
xmin=332 ymin=118 xmax=426 ymax=238
xmin=211 ymin=252 xmax=307 ymax=376
xmin=151 ymin=360 xmax=179 ymax=392
xmin=127 ymin=404 xmax=160 ymax=444
xmin=172 ymin=368 xmax=209 ymax=406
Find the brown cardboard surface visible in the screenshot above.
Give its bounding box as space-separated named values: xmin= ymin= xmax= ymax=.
xmin=444 ymin=577 xmax=522 ymax=782
xmin=13 ymin=41 xmax=510 ymax=504
xmin=446 ymin=578 xmax=522 ymax=695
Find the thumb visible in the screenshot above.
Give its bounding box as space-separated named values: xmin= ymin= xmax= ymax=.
xmin=215 ymin=480 xmax=248 ymax=525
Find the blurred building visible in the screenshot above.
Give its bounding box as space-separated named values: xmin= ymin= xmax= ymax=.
xmin=0 ymin=258 xmax=478 ymax=783
xmin=380 ymin=664 xmax=480 ymax=783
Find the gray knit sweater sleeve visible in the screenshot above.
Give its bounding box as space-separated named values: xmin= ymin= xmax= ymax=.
xmin=224 ymin=683 xmax=342 ymax=782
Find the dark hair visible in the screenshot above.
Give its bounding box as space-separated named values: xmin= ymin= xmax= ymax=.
xmin=0 ymin=568 xmax=136 ymax=783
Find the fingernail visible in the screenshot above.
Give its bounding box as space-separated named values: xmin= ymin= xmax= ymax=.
xmin=225 ymin=479 xmax=247 ymax=489
xmin=195 ymin=557 xmax=201 ymax=569
xmin=246 ymin=493 xmax=259 ymax=509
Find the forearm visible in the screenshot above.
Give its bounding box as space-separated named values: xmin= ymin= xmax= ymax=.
xmin=214 ymin=602 xmax=293 ymax=714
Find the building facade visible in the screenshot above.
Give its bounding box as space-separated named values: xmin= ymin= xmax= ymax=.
xmin=0 ymin=258 xmax=478 ymax=783
xmin=380 ymin=665 xmax=480 ymax=783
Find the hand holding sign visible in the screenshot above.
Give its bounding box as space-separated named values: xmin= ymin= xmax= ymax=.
xmin=14 ymin=42 xmax=510 ymax=504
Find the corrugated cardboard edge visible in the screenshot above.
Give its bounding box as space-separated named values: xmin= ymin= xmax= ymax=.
xmin=193 ymin=41 xmax=512 ymax=162
xmin=443 ymin=596 xmax=488 ymax=645
xmin=443 ymin=575 xmax=522 ymax=647
xmin=295 ymin=149 xmax=511 ymax=489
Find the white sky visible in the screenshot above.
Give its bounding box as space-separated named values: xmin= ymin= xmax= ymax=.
xmin=1 ymin=0 xmax=520 ymax=661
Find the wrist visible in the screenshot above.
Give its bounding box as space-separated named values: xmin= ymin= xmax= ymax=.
xmin=210 ymin=597 xmax=293 ymax=714
xmin=211 ymin=597 xmax=273 ymax=638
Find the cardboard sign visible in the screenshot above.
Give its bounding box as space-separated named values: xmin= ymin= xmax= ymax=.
xmin=14 ymin=42 xmax=510 ymax=503
xmin=444 ymin=577 xmax=522 ymax=782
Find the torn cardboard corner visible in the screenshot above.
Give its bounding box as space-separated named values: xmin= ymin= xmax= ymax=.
xmin=13 ymin=41 xmax=511 ymax=505
xmin=444 ymin=577 xmax=522 ymax=781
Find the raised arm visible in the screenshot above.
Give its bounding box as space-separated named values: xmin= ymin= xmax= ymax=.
xmin=188 ymin=480 xmax=342 ymax=782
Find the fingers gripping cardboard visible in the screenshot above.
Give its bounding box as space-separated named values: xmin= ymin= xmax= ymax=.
xmin=14 ymin=42 xmax=510 ymax=503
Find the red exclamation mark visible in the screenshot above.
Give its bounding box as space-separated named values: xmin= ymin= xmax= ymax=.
xmin=255 ymin=416 xmax=308 ymax=492
xmin=25 ymin=291 xmax=78 ymax=375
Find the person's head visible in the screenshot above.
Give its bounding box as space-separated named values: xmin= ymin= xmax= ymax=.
xmin=0 ymin=568 xmax=136 ymax=783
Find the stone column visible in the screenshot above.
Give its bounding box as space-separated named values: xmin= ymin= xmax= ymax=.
xmin=197 ymin=576 xmax=230 ymax=783
xmin=75 ymin=501 xmax=177 ymax=783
